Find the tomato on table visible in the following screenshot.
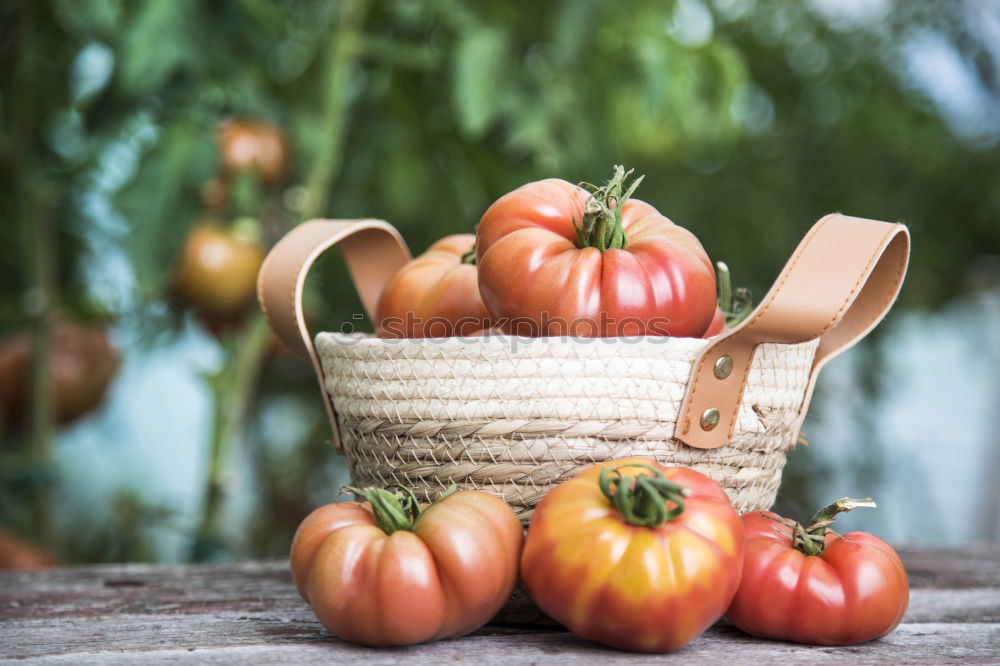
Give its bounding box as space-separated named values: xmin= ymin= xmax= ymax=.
xmin=290 ymin=486 xmax=522 ymax=646
xmin=476 ymin=166 xmax=717 ymax=337
xmin=521 ymin=458 xmax=744 ymax=653
xmin=727 ymin=497 xmax=909 ymax=645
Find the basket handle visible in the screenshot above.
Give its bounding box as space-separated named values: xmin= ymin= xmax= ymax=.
xmin=257 ymin=219 xmax=411 ymax=450
xmin=675 ymin=213 xmax=910 ymax=450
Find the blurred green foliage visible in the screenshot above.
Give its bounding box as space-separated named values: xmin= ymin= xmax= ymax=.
xmin=1 ymin=0 xmax=998 ymax=562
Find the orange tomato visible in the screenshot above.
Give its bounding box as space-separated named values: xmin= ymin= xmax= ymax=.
xmin=290 ymin=487 xmax=522 ymax=646
xmin=0 ymin=527 xmax=55 ymax=569
xmin=217 ymin=119 xmax=289 ymax=187
xmin=173 ymin=221 xmax=264 ymax=316
xmin=375 ymin=234 xmax=492 ymax=338
xmin=522 ymin=458 xmax=744 ymax=653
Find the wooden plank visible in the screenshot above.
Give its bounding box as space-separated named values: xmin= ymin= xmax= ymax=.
xmin=2 ymin=588 xmax=998 ymax=660
xmin=1 ymin=547 xmax=999 ymax=664
xmin=5 ymin=624 xmax=1000 ymax=665
xmin=898 ymin=544 xmax=1000 ymax=587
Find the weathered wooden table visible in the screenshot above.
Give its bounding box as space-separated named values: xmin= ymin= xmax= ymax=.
xmin=2 ymin=545 xmax=998 ymax=664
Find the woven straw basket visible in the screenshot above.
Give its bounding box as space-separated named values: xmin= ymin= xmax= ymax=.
xmin=258 ymin=213 xmax=909 ymax=623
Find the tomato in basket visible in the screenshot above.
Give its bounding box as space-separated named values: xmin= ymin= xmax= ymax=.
xmin=726 ymin=497 xmax=909 ymax=645
xmin=476 ymin=166 xmax=717 ymax=338
xmin=290 ymin=486 xmax=522 ymax=646
xmin=521 ymin=458 xmax=744 ymax=653
xmin=375 ymin=233 xmax=492 ymax=338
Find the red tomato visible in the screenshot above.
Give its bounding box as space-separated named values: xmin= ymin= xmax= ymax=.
xmin=290 ymin=487 xmax=522 ymax=646
xmin=704 ymin=306 xmax=726 ymax=337
xmin=0 ymin=318 xmax=119 ymax=426
xmin=476 ymin=166 xmax=716 ymax=337
xmin=375 ymin=234 xmax=492 ymax=338
xmin=727 ymin=498 xmax=909 ymax=645
xmin=522 ymin=458 xmax=744 ymax=653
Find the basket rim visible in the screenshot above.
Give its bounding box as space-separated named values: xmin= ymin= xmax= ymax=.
xmin=315 ymin=330 xmax=714 ymax=353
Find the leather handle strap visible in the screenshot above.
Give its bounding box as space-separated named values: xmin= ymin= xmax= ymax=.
xmin=675 ymin=213 xmax=910 ymax=449
xmin=257 ymin=219 xmax=411 ymax=450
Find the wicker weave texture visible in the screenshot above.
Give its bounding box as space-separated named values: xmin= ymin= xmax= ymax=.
xmin=315 ymin=333 xmax=819 ymax=519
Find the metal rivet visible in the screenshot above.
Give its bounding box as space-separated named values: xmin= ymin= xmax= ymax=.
xmin=714 ymin=355 xmax=733 ymax=380
xmin=700 ymin=408 xmax=720 ymax=431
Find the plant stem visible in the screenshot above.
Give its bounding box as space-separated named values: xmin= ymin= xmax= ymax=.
xmin=789 ymin=497 xmax=878 ymax=557
xmin=26 ymin=187 xmax=56 ymax=550
xmin=192 ymin=2 xmax=368 ymax=559
xmin=716 ymin=261 xmax=732 ymax=314
xmin=193 ymin=316 xmax=270 ymax=560
xmin=576 ymin=166 xmax=643 ymax=250
xmin=303 ymin=0 xmax=368 ymax=219
xmin=807 ymin=497 xmax=877 ymax=530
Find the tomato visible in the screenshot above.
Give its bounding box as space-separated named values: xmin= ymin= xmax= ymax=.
xmin=0 ymin=527 xmax=55 ymax=569
xmin=217 ymin=119 xmax=289 ymax=187
xmin=704 ymin=306 xmax=726 ymax=337
xmin=476 ymin=166 xmax=716 ymax=337
xmin=290 ymin=487 xmax=523 ymax=646
xmin=702 ymin=261 xmax=752 ymax=338
xmin=0 ymin=318 xmax=120 ymax=426
xmin=375 ymin=234 xmax=492 ymax=338
xmin=521 ymin=458 xmax=744 ymax=653
xmin=174 ymin=220 xmax=264 ymax=316
xmin=727 ymin=498 xmax=909 ymax=645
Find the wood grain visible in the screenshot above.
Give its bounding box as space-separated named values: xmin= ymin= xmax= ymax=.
xmin=1 ymin=546 xmax=998 ymax=664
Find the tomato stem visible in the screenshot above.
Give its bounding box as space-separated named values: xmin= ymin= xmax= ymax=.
xmin=575 ymin=165 xmax=644 ymax=251
xmin=782 ymin=497 xmax=878 ymax=556
xmin=346 ymin=484 xmax=458 ymax=535
xmin=715 ymin=261 xmax=753 ymax=328
xmin=461 ymin=244 xmax=477 ymax=265
xmin=598 ymin=463 xmax=691 ymax=528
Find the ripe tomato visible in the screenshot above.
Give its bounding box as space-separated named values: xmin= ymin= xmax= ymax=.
xmin=727 ymin=498 xmax=909 ymax=645
xmin=702 ymin=261 xmax=752 ymax=338
xmin=703 ymin=306 xmax=726 ymax=337
xmin=0 ymin=527 xmax=55 ymax=569
xmin=521 ymin=458 xmax=744 ymax=653
xmin=375 ymin=234 xmax=492 ymax=338
xmin=174 ymin=221 xmax=264 ymax=316
xmin=476 ymin=166 xmax=716 ymax=337
xmin=0 ymin=318 xmax=120 ymax=426
xmin=290 ymin=487 xmax=523 ymax=646
xmin=217 ymin=119 xmax=289 ymax=187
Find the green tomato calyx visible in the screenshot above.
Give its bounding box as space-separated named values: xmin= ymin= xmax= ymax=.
xmin=345 ymin=484 xmax=457 ymax=535
xmin=574 ymin=165 xmax=644 ymax=251
xmin=769 ymin=497 xmax=878 ymax=556
xmin=599 ymin=463 xmax=691 ymax=528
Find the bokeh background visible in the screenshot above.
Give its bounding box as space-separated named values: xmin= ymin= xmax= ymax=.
xmin=2 ymin=0 xmax=999 ymax=566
